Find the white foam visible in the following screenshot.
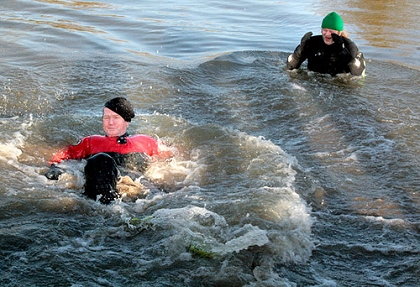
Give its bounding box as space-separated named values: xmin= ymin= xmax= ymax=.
xmin=365 ymin=215 xmax=406 ymax=226
xmin=213 ymin=224 xmax=270 ymax=254
xmin=290 ymin=82 xmax=307 ymax=91
xmin=145 ymin=156 xmax=206 ymax=188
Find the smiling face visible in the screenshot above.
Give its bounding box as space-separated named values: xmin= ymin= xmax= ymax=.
xmin=102 ymin=107 xmax=129 ymax=137
xmin=322 ymin=28 xmax=340 ymax=45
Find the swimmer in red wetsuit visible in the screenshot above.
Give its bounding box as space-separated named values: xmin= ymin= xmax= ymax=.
xmin=45 ymin=97 xmax=173 ymax=204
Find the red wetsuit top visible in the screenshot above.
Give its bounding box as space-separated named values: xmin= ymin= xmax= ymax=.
xmin=49 ymin=134 xmax=159 ymax=165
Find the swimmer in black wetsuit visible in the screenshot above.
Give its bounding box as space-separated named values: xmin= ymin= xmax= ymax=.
xmin=286 ymin=11 xmax=366 ymax=76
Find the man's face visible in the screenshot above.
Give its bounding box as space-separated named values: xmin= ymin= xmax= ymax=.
xmin=322 ymin=28 xmax=340 ymax=45
xmin=102 ymin=107 xmax=129 ymax=137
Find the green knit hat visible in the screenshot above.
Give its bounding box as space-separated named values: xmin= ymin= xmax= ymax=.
xmin=321 ymin=12 xmax=344 ymax=31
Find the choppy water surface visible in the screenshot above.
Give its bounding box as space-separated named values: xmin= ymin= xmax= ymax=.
xmin=1 ymin=1 xmax=419 ymax=286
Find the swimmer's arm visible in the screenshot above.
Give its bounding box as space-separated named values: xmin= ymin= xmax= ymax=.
xmin=349 ymin=52 xmax=366 ymax=76
xmin=154 ymin=149 xmax=175 ymax=161
xmin=287 ymin=32 xmax=312 ymax=70
xmin=344 ymin=38 xmax=366 ymax=76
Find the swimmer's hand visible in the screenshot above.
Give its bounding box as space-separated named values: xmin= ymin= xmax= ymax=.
xmin=332 ymin=33 xmax=344 ymax=47
xmin=45 ymin=164 xmax=64 ymax=180
xmin=300 ymin=32 xmax=313 ymax=48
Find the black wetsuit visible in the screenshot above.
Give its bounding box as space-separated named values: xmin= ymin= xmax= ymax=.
xmin=287 ymin=35 xmax=365 ymax=76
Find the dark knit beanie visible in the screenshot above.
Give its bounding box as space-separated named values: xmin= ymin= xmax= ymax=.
xmin=321 ymin=12 xmax=344 ymax=31
xmin=104 ymin=97 xmax=135 ymax=122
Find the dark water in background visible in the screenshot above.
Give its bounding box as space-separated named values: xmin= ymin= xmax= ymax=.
xmin=1 ymin=1 xmax=420 ymax=286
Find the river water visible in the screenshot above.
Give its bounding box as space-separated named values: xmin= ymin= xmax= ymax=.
xmin=1 ymin=0 xmax=419 ymax=286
